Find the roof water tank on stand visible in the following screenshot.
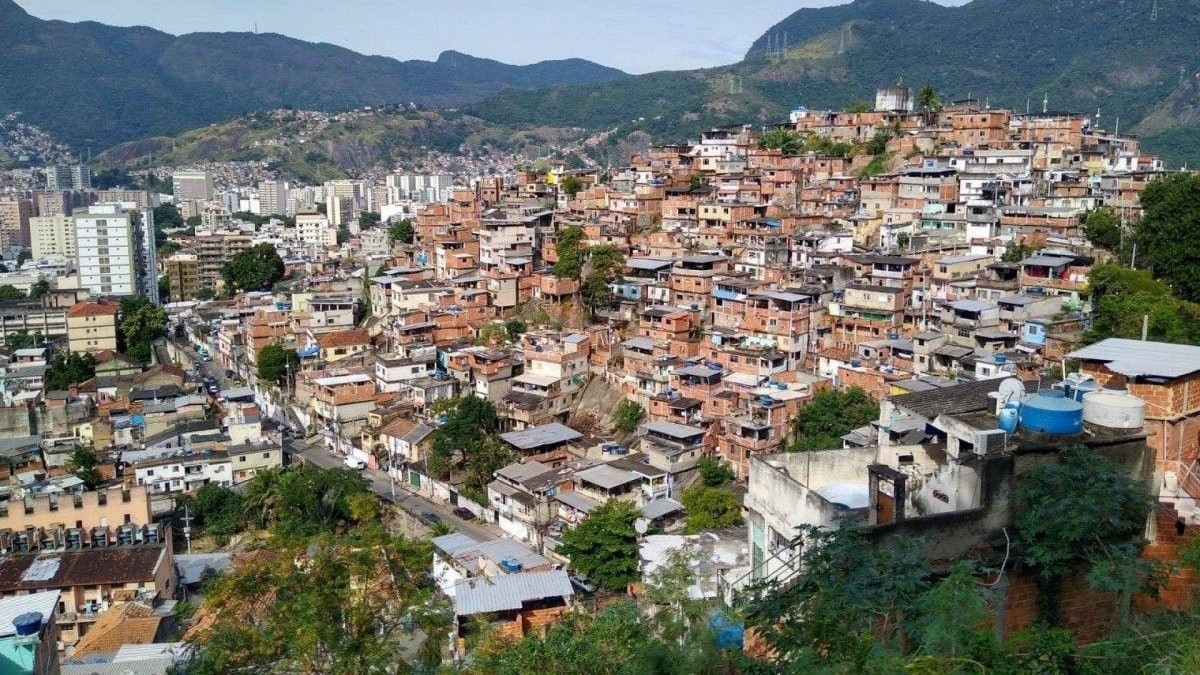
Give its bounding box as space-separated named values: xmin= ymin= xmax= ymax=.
xmin=1083 ymin=388 xmax=1146 ymax=430
xmin=1018 ymin=390 xmax=1084 ymax=435
xmin=12 ymin=611 xmax=42 ymax=637
xmin=998 ymin=402 xmax=1019 ymax=433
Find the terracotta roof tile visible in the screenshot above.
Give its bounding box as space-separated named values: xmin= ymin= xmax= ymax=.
xmin=69 ymin=602 xmax=161 ymax=658
xmin=316 ymin=328 xmax=370 ymax=350
xmin=67 ymin=302 xmax=119 ymax=318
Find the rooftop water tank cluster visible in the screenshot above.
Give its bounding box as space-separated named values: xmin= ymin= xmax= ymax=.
xmin=995 ymin=375 xmax=1146 ymax=436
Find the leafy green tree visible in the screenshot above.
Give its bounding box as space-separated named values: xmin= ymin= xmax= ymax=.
xmin=157 ymin=275 xmax=171 ymax=302
xmin=152 ymin=203 xmax=184 ymax=230
xmin=358 ymin=211 xmax=381 ymax=229
xmin=26 ymin=279 xmax=49 ymax=300
xmin=581 ymin=244 xmax=624 ymax=313
xmin=612 ymin=400 xmax=645 ymax=434
xmin=15 ymin=250 xmax=31 ymax=267
xmin=504 ymin=319 xmax=526 ymax=342
xmin=45 ymin=351 xmax=95 ymax=390
xmin=1002 ymin=241 xmax=1035 ymax=263
xmin=845 ymin=100 xmax=872 ymax=114
xmin=257 ymin=343 xmax=299 ymax=386
xmin=697 ymin=456 xmax=735 ymax=486
xmin=178 ymin=525 xmax=443 ymax=674
xmin=688 ymin=173 xmax=705 ymax=190
xmin=387 ymin=218 xmax=414 ymax=245
xmin=336 ymin=222 xmax=351 ymax=245
xmin=790 ymin=387 xmax=879 ymax=451
xmin=556 ymin=500 xmax=640 ymax=592
xmin=0 ymin=285 xmax=24 ymax=301
xmin=193 ymin=483 xmax=248 ymax=540
xmin=553 ymin=225 xmax=585 ymax=280
xmin=1086 ymin=264 xmax=1200 ymax=344
xmin=1014 ymin=444 xmax=1156 ymax=624
xmin=680 ymin=485 xmax=742 ymax=534
xmin=560 ymin=175 xmax=584 ymax=197
xmin=196 ymin=287 xmax=216 ymax=301
xmin=221 ymin=243 xmax=285 ymax=293
xmin=759 ymin=127 xmax=802 ymax=155
xmin=7 ymin=330 xmax=39 ymax=350
xmin=427 ymin=396 xmax=501 ymax=482
xmin=118 ymin=296 xmax=168 ymax=363
xmin=1134 ymin=172 xmax=1200 ymax=301
xmin=917 ymin=83 xmax=941 ymax=119
xmin=1083 ymin=207 xmax=1122 ymax=251
xmin=67 ymin=448 xmax=103 ymax=489
xmin=157 ymin=241 xmax=182 ymax=258
xmin=185 ymin=215 xmax=202 ymax=229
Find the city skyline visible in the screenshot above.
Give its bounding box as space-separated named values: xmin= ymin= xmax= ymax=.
xmin=14 ymin=0 xmax=968 ymax=74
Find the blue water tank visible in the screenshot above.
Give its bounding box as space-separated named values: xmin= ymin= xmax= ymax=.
xmin=994 ymin=354 xmax=1007 ymax=364
xmin=1018 ymin=391 xmax=1083 ymax=435
xmin=998 ymin=404 xmax=1019 ymax=433
xmin=498 ymin=558 xmax=523 ymax=573
xmin=12 ymin=612 xmax=42 ymax=637
xmin=708 ymin=610 xmax=744 ymax=650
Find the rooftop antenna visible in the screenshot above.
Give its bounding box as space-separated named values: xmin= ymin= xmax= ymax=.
xmin=1042 ymin=93 xmax=1049 ymax=113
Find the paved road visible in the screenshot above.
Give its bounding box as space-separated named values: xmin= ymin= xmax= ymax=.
xmin=287 ymin=435 xmax=499 ymax=542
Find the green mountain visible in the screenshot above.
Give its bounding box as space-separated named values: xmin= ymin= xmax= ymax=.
xmin=0 ymin=0 xmax=627 ymax=152
xmin=470 ymin=0 xmax=1200 ymax=166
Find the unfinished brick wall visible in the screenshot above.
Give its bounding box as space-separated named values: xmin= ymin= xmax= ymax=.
xmin=1138 ymin=503 xmax=1200 ymax=611
xmin=997 ymin=569 xmax=1119 ymax=643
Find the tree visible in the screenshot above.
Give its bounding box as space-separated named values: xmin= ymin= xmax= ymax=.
xmin=118 ymin=297 xmax=168 ymax=363
xmin=1134 ymin=172 xmax=1200 ymax=301
xmin=15 ymin=250 xmax=31 ymax=267
xmin=845 ymin=100 xmax=872 ymax=114
xmin=152 ymin=203 xmax=184 ymax=230
xmin=1014 ymin=444 xmax=1156 ymax=624
xmin=1086 ymin=264 xmax=1200 ymax=344
xmin=1084 ymin=207 xmax=1122 ymax=251
xmin=553 ymin=225 xmax=585 ymax=280
xmin=185 ymin=215 xmax=202 ymax=229
xmin=45 ymin=351 xmax=95 ymax=390
xmin=157 ymin=275 xmax=171 ymax=302
xmin=504 ymin=319 xmax=526 ymax=342
xmin=560 ymin=175 xmax=584 ymax=197
xmin=680 ymin=485 xmax=742 ymax=534
xmin=336 ymin=222 xmax=351 ymax=245
xmin=196 ymin=287 xmax=216 ymax=301
xmin=26 ymin=279 xmax=49 ymax=300
xmin=221 ymin=243 xmax=285 ymax=293
xmin=1002 ymin=240 xmax=1035 ymax=263
xmin=257 ymin=343 xmax=299 ymax=386
xmin=358 ymin=211 xmax=381 ymax=230
xmin=193 ymin=483 xmax=247 ymax=540
xmin=67 ymin=448 xmax=103 ymax=489
xmin=612 ymin=400 xmax=645 ymax=434
xmin=157 ymin=241 xmax=182 ymax=257
xmin=581 ymin=244 xmax=624 ymax=313
xmin=556 ymin=500 xmax=640 ymax=592
xmin=387 ymin=218 xmax=414 ymax=245
xmin=790 ymin=387 xmax=879 ymax=451
xmin=917 ymin=83 xmax=941 ymax=125
xmin=697 ymin=456 xmax=735 ymax=487
xmin=427 ymin=396 xmax=500 ymax=482
xmin=0 ymin=285 xmax=24 ymax=301
xmin=759 ymin=127 xmax=802 ymax=155
xmin=7 ymin=330 xmax=39 ymax=350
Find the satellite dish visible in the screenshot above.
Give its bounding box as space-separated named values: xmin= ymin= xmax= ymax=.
xmin=997 ymin=378 xmax=1025 ymax=404
xmin=634 ymin=518 xmax=649 ymax=535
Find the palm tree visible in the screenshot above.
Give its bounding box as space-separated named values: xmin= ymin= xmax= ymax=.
xmin=243 ymin=468 xmax=284 ymax=528
xmin=917 ymin=84 xmax=941 ymax=126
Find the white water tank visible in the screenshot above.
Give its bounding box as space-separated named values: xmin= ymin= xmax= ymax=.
xmin=1082 ymin=388 xmax=1146 ymax=429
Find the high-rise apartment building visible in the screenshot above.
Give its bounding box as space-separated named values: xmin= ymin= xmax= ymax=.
xmin=30 ymin=215 xmax=76 ymax=259
xmin=44 ymin=165 xmax=91 ymax=191
xmin=258 ymin=180 xmax=288 ymax=217
xmin=74 ymin=206 xmax=137 ymax=296
xmin=172 ymin=171 xmax=215 ymax=201
xmin=0 ymin=198 xmax=33 ymax=250
xmin=194 ymin=230 xmax=253 ymax=291
xmin=165 ymin=254 xmax=201 ymax=302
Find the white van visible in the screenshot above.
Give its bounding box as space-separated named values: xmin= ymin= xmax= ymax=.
xmin=344 ymin=457 xmax=367 ymax=470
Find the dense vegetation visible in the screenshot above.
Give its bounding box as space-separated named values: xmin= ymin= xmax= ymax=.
xmin=221 ymin=243 xmax=285 ymax=294
xmin=789 ymin=387 xmax=879 ymax=451
xmin=118 ymin=296 xmax=168 ymax=364
xmin=426 ymin=396 xmax=514 ymax=503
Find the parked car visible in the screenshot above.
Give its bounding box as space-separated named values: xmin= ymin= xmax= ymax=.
xmin=344 ymin=457 xmax=367 ymax=470
xmin=451 ymin=507 xmax=476 ymax=521
xmin=569 ymin=574 xmax=597 ymax=594
xmin=419 ymin=511 xmax=442 ymax=526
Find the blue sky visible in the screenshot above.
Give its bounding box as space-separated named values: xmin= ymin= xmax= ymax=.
xmin=16 ymin=0 xmax=968 ymax=74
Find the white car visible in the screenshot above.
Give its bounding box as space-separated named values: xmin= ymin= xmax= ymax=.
xmin=344 ymin=457 xmax=367 ymax=470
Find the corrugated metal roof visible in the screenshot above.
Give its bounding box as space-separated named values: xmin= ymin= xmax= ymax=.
xmin=1068 ymin=338 xmax=1200 ymax=379
xmin=500 ymin=423 xmax=582 ymax=450
xmin=453 ymin=569 xmax=573 ymax=616
xmin=642 ymin=498 xmax=683 ymax=520
xmin=554 ymin=490 xmax=601 ymax=514
xmin=574 ymin=464 xmax=639 ymax=490
xmin=947 ymin=299 xmax=996 ymax=313
xmin=0 ymin=589 xmax=58 ymax=637
xmin=1021 ymin=254 xmax=1075 ymax=266
xmin=622 ymin=337 xmax=657 ymax=351
xmin=644 ymin=420 xmax=705 ymax=438
xmin=675 ymin=365 xmax=721 ymax=378
xmin=432 ymin=532 xmax=480 ymax=557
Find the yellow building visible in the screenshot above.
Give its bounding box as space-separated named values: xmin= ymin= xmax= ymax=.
xmin=165 ymin=253 xmax=201 ymax=302
xmin=66 ymin=301 xmax=119 ymax=353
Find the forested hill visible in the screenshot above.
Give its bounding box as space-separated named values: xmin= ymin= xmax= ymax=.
xmin=471 ymin=0 xmax=1200 ymax=166
xmin=0 ymin=0 xmax=628 ymax=151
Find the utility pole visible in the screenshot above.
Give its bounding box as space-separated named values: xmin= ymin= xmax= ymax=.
xmin=181 ymin=504 xmax=193 ymax=555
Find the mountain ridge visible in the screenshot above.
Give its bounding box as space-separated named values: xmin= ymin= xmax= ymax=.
xmin=0 ymin=0 xmax=628 ymax=151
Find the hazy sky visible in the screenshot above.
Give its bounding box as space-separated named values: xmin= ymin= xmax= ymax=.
xmin=15 ymin=0 xmax=966 ymax=74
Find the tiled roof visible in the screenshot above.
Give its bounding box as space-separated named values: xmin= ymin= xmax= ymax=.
xmin=316 ymin=328 xmax=370 ymax=349
xmin=891 ymin=377 xmax=1041 ymax=420
xmin=66 ymin=302 xmax=118 ymax=318
xmin=70 ymin=601 xmax=162 ymax=660
xmin=0 ymin=547 xmax=167 ymax=592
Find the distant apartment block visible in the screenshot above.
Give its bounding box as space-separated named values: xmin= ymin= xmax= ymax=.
xmin=73 ymin=205 xmax=137 ymax=296
xmin=29 ymin=214 xmax=75 ymax=259
xmin=0 ymin=198 xmax=33 ymax=250
xmin=172 ymin=170 xmax=215 ymax=201
xmin=44 ymin=164 xmax=92 ymax=191
xmin=165 ymin=254 xmax=201 ymax=302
